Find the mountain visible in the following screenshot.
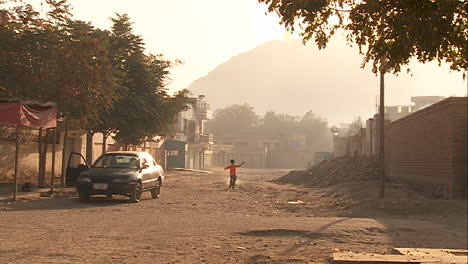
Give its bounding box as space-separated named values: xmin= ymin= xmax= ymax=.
xmin=187 ymin=38 xmax=465 ymax=124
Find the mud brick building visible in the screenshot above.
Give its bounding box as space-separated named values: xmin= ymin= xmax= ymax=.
xmin=384 ymin=97 xmax=467 ymax=198
xmin=332 ymin=96 xmax=467 ymax=198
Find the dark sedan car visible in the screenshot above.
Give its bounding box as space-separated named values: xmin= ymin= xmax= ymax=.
xmin=75 ymin=151 xmax=164 ymax=203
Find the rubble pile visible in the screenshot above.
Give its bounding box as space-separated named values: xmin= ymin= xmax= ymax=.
xmin=277 ymin=156 xmax=381 ymax=187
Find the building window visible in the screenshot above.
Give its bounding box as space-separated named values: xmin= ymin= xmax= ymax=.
xmin=398 ymin=106 xmax=402 ymax=113
xmin=408 ymin=106 xmax=412 ymax=112
xmin=168 ymin=150 xmax=179 ymax=156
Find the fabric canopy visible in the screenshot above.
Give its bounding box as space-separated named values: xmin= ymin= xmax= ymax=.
xmin=0 ymin=102 xmax=57 ymax=128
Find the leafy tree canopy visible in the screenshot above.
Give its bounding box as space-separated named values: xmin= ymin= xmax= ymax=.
xmin=98 ymin=14 xmax=189 ymax=145
xmin=258 ymin=0 xmax=467 ymax=73
xmin=0 ymin=0 xmax=118 ymax=124
xmin=206 ymin=104 xmax=259 ymax=136
xmin=0 ymin=1 xmax=190 ymax=146
xmin=207 ymin=105 xmax=331 ymax=150
xmin=345 ymin=116 xmax=363 ymax=136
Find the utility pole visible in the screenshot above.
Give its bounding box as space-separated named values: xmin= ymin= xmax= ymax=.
xmin=379 ymin=71 xmax=385 ymax=208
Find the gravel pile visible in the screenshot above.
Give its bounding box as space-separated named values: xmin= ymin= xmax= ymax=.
xmin=276 ymin=156 xmax=381 ymax=187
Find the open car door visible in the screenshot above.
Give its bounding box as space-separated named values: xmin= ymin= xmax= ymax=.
xmin=65 ymin=152 xmax=89 ymax=187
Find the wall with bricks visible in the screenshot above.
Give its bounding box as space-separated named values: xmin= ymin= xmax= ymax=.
xmin=384 ymin=97 xmax=467 ymax=198
xmin=364 ymin=118 xmax=374 ymax=156
xmin=333 ymin=136 xmax=349 ymax=157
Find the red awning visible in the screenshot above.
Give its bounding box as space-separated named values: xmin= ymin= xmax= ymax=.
xmin=0 ymin=102 xmax=57 ymax=128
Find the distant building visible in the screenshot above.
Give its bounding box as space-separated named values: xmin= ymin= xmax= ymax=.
xmin=411 ymin=96 xmax=446 ymax=110
xmin=384 ymin=105 xmax=415 ymax=121
xmin=385 ymin=96 xmax=446 ymax=122
xmin=166 ymin=95 xmax=213 ymax=170
xmin=212 ymin=130 xmax=330 ymax=169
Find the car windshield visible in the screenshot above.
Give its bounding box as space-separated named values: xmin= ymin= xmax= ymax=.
xmin=92 ymin=154 xmax=140 ymax=169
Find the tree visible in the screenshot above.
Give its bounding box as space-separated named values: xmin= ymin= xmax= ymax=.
xmin=0 ymin=0 xmax=118 ymax=122
xmin=206 ymin=104 xmax=259 ymax=136
xmin=1 ymin=0 xmax=119 ymax=178
xmin=100 ymin=14 xmax=189 ymax=146
xmin=258 ymin=0 xmax=467 ymax=73
xmin=1 ymin=2 xmax=189 ymax=161
xmin=259 ymin=111 xmax=299 ymax=135
xmin=346 ymin=116 xmax=363 ymax=136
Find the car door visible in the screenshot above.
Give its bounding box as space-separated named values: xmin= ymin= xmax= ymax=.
xmin=139 ymin=155 xmax=154 ymax=189
xmin=65 ymin=152 xmax=89 ymax=187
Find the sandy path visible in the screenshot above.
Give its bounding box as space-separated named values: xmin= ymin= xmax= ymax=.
xmin=0 ymin=168 xmax=466 ymax=263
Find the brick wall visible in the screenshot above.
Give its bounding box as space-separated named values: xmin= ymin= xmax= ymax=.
xmin=333 ymin=136 xmax=348 ymax=157
xmin=384 ymin=97 xmax=467 ymax=198
xmin=365 ymin=118 xmax=374 ymax=156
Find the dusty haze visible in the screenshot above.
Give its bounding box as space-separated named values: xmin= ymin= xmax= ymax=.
xmin=188 ymin=37 xmax=466 ymax=124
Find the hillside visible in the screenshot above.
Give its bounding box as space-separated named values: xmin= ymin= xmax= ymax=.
xmin=187 ymin=38 xmax=465 ymax=124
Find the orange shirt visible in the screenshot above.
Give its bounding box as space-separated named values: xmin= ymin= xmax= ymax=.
xmin=224 ymin=165 xmax=241 ymax=175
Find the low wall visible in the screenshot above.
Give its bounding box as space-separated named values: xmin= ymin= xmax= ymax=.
xmin=384 ymin=97 xmax=467 ymax=198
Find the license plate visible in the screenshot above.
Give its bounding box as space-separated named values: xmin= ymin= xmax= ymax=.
xmin=93 ymin=183 xmax=108 ymax=190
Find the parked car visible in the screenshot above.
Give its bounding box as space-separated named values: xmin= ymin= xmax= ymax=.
xmin=71 ymin=151 xmax=164 ymax=203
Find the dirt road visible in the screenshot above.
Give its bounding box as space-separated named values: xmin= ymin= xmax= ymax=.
xmin=0 ymin=168 xmax=466 ymax=264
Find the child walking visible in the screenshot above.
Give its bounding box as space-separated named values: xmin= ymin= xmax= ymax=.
xmin=224 ymin=160 xmax=245 ymax=189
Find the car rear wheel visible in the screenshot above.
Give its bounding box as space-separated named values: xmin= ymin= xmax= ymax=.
xmin=78 ymin=191 xmax=90 ymax=202
xmin=150 ymin=179 xmax=161 ymax=199
xmin=129 ymin=182 xmax=142 ymax=203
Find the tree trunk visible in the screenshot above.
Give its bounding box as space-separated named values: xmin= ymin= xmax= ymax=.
xmin=102 ymin=132 xmax=107 ymax=155
xmin=86 ymin=131 xmax=94 ymax=164
xmin=39 ymin=129 xmax=50 ymax=187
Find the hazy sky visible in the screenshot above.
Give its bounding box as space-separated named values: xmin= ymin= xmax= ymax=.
xmin=38 ymin=0 xmax=466 ymax=104
xmin=63 ymin=0 xmax=290 ymax=93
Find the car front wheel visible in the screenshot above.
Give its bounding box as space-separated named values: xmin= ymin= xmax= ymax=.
xmin=129 ymin=182 xmax=142 ymax=203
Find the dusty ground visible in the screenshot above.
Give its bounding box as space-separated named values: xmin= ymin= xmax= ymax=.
xmin=0 ymin=168 xmax=466 ymax=264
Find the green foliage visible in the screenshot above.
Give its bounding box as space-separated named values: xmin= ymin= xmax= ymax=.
xmin=258 ymin=0 xmax=467 ymax=73
xmin=345 ymin=116 xmax=363 ymax=136
xmin=0 ymin=1 xmax=189 ymax=146
xmin=0 ymin=0 xmax=118 ymax=124
xmin=206 ymin=104 xmax=259 ymax=136
xmin=207 ymin=105 xmax=331 ymax=150
xmin=96 ymin=14 xmax=189 ymax=145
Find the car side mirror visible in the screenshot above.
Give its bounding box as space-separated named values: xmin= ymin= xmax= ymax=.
xmin=142 ymin=163 xmax=150 ymax=169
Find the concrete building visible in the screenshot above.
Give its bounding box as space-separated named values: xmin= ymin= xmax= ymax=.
xmin=213 ymin=130 xmax=327 ymax=169
xmin=166 ymin=95 xmax=213 ymax=170
xmin=385 ymin=96 xmax=446 ymax=122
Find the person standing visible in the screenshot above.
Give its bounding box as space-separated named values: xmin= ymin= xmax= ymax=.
xmin=224 ymin=159 xmax=245 ymax=189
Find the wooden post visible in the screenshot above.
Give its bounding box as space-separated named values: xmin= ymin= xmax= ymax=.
xmin=102 ymin=132 xmax=107 ymax=155
xmin=379 ymin=71 xmax=385 ymax=206
xmin=50 ymin=128 xmax=56 ymax=194
xmin=13 ymin=125 xmax=20 ymax=201
xmin=60 ymin=118 xmax=68 ymax=187
xmin=39 ymin=129 xmax=49 ymax=187
xmin=38 ymin=127 xmax=43 ymax=186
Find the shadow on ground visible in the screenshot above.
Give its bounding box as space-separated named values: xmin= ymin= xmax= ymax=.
xmin=0 ymin=195 xmax=149 ymax=211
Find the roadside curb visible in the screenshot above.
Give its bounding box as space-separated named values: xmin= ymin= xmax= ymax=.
xmin=0 ymin=186 xmax=75 ymax=203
